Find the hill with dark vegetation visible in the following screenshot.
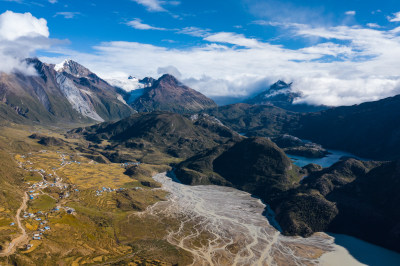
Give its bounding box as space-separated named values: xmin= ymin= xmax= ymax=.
xmin=208 ymin=93 xmax=400 ymax=161
xmin=175 ymin=137 xmax=301 ymax=201
xmin=273 ymin=158 xmax=400 ymax=252
xmin=292 ymin=95 xmax=400 ymax=160
xmin=70 ymin=112 xmax=242 ymax=161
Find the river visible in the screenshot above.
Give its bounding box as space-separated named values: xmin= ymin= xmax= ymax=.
xmin=147 ymin=172 xmax=400 ymax=265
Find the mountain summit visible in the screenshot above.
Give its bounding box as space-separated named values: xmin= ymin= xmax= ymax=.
xmin=54 ymin=59 xmax=92 ymax=78
xmin=247 ymin=80 xmax=302 ymax=105
xmin=247 ymin=80 xmax=327 ymax=112
xmin=131 ymin=74 xmax=217 ymax=114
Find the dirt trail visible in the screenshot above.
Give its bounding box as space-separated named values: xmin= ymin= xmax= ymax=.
xmin=0 ymin=192 xmax=29 ymax=257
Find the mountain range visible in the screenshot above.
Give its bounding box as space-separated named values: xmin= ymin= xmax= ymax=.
xmin=0 ymin=59 xmax=220 ymax=125
xmin=0 ymin=59 xmax=134 ymax=124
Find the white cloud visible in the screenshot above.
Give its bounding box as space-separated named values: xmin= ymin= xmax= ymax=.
xmin=54 ymin=12 xmax=80 ymax=19
xmin=132 ymin=0 xmax=165 ymax=12
xmin=345 ymin=11 xmax=356 ymax=16
xmin=178 ymin=27 xmax=211 ymax=37
xmin=366 ymin=23 xmax=382 ymax=28
xmin=49 ymin=0 xmax=57 ymax=3
xmin=40 ymin=22 xmax=400 ymax=107
xmin=131 ymin=0 xmax=180 ymax=13
xmin=0 ymin=11 xmax=56 ymax=75
xmin=204 ymin=32 xmax=264 ymax=48
xmin=0 ymin=11 xmax=49 ymax=41
xmin=157 ymin=65 xmax=182 ymax=78
xmin=126 ymin=18 xmax=166 ymax=30
xmin=388 ymin=12 xmax=400 ymax=22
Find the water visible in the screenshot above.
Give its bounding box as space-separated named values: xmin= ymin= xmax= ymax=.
xmin=145 ymin=172 xmax=388 ymax=265
xmin=320 ymin=234 xmax=400 ymax=266
xmin=288 ymin=149 xmax=365 ymax=168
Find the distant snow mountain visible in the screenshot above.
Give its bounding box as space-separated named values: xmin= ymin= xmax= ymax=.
xmin=247 ymin=80 xmax=302 ymax=105
xmin=106 ymin=76 xmax=144 ymax=92
xmin=106 ymin=76 xmax=155 ymax=93
xmin=106 ymin=76 xmax=157 ymax=104
xmin=246 ymin=80 xmax=328 ymax=112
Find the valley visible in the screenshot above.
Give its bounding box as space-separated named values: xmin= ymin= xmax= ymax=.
xmin=0 ymin=59 xmax=400 ymax=265
xmin=0 ymin=126 xmax=191 ymax=265
xmin=2 ymin=0 xmax=400 ymax=263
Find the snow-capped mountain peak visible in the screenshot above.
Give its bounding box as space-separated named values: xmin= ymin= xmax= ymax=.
xmin=54 ymin=59 xmax=91 ymax=78
xmin=54 ymin=59 xmax=72 ymax=72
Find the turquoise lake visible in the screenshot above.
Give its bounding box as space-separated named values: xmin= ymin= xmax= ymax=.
xmin=288 ymin=149 xmax=366 ymax=168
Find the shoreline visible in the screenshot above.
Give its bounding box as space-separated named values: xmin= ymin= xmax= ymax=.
xmin=320 ymin=234 xmax=400 ymax=266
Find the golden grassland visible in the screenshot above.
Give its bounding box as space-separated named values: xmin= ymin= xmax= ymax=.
xmin=58 ymin=160 xmax=134 ymax=189
xmin=0 ymin=125 xmax=194 ymax=265
xmin=29 ymin=195 xmax=57 ymax=212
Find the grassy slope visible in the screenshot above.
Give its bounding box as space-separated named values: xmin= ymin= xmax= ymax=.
xmin=0 ymin=125 xmax=194 ymax=265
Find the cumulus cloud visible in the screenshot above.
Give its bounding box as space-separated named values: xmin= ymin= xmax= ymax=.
xmin=48 ymin=0 xmax=57 ymax=3
xmin=157 ymin=65 xmax=182 ymax=78
xmin=41 ymin=21 xmax=400 ymax=107
xmin=126 ymin=18 xmax=166 ymax=30
xmin=0 ymin=11 xmax=58 ymax=75
xmin=0 ymin=11 xmax=49 ymax=40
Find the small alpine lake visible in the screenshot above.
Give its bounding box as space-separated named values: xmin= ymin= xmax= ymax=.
xmin=288 ymin=149 xmax=368 ymax=168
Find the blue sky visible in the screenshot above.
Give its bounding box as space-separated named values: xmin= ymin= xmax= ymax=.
xmin=2 ymin=0 xmax=398 ymax=51
xmin=2 ymin=0 xmax=400 ymax=105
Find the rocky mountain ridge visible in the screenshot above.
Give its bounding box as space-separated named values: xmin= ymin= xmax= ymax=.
xmin=0 ymin=58 xmax=134 ymax=124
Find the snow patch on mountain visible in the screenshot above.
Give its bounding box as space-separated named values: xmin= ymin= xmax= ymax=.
xmin=54 ymin=59 xmax=72 ymax=72
xmin=56 ymin=73 xmax=104 ymax=122
xmin=106 ymin=76 xmax=145 ymax=92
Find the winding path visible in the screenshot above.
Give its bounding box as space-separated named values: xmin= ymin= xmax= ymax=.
xmin=0 ymin=192 xmax=29 ymax=257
